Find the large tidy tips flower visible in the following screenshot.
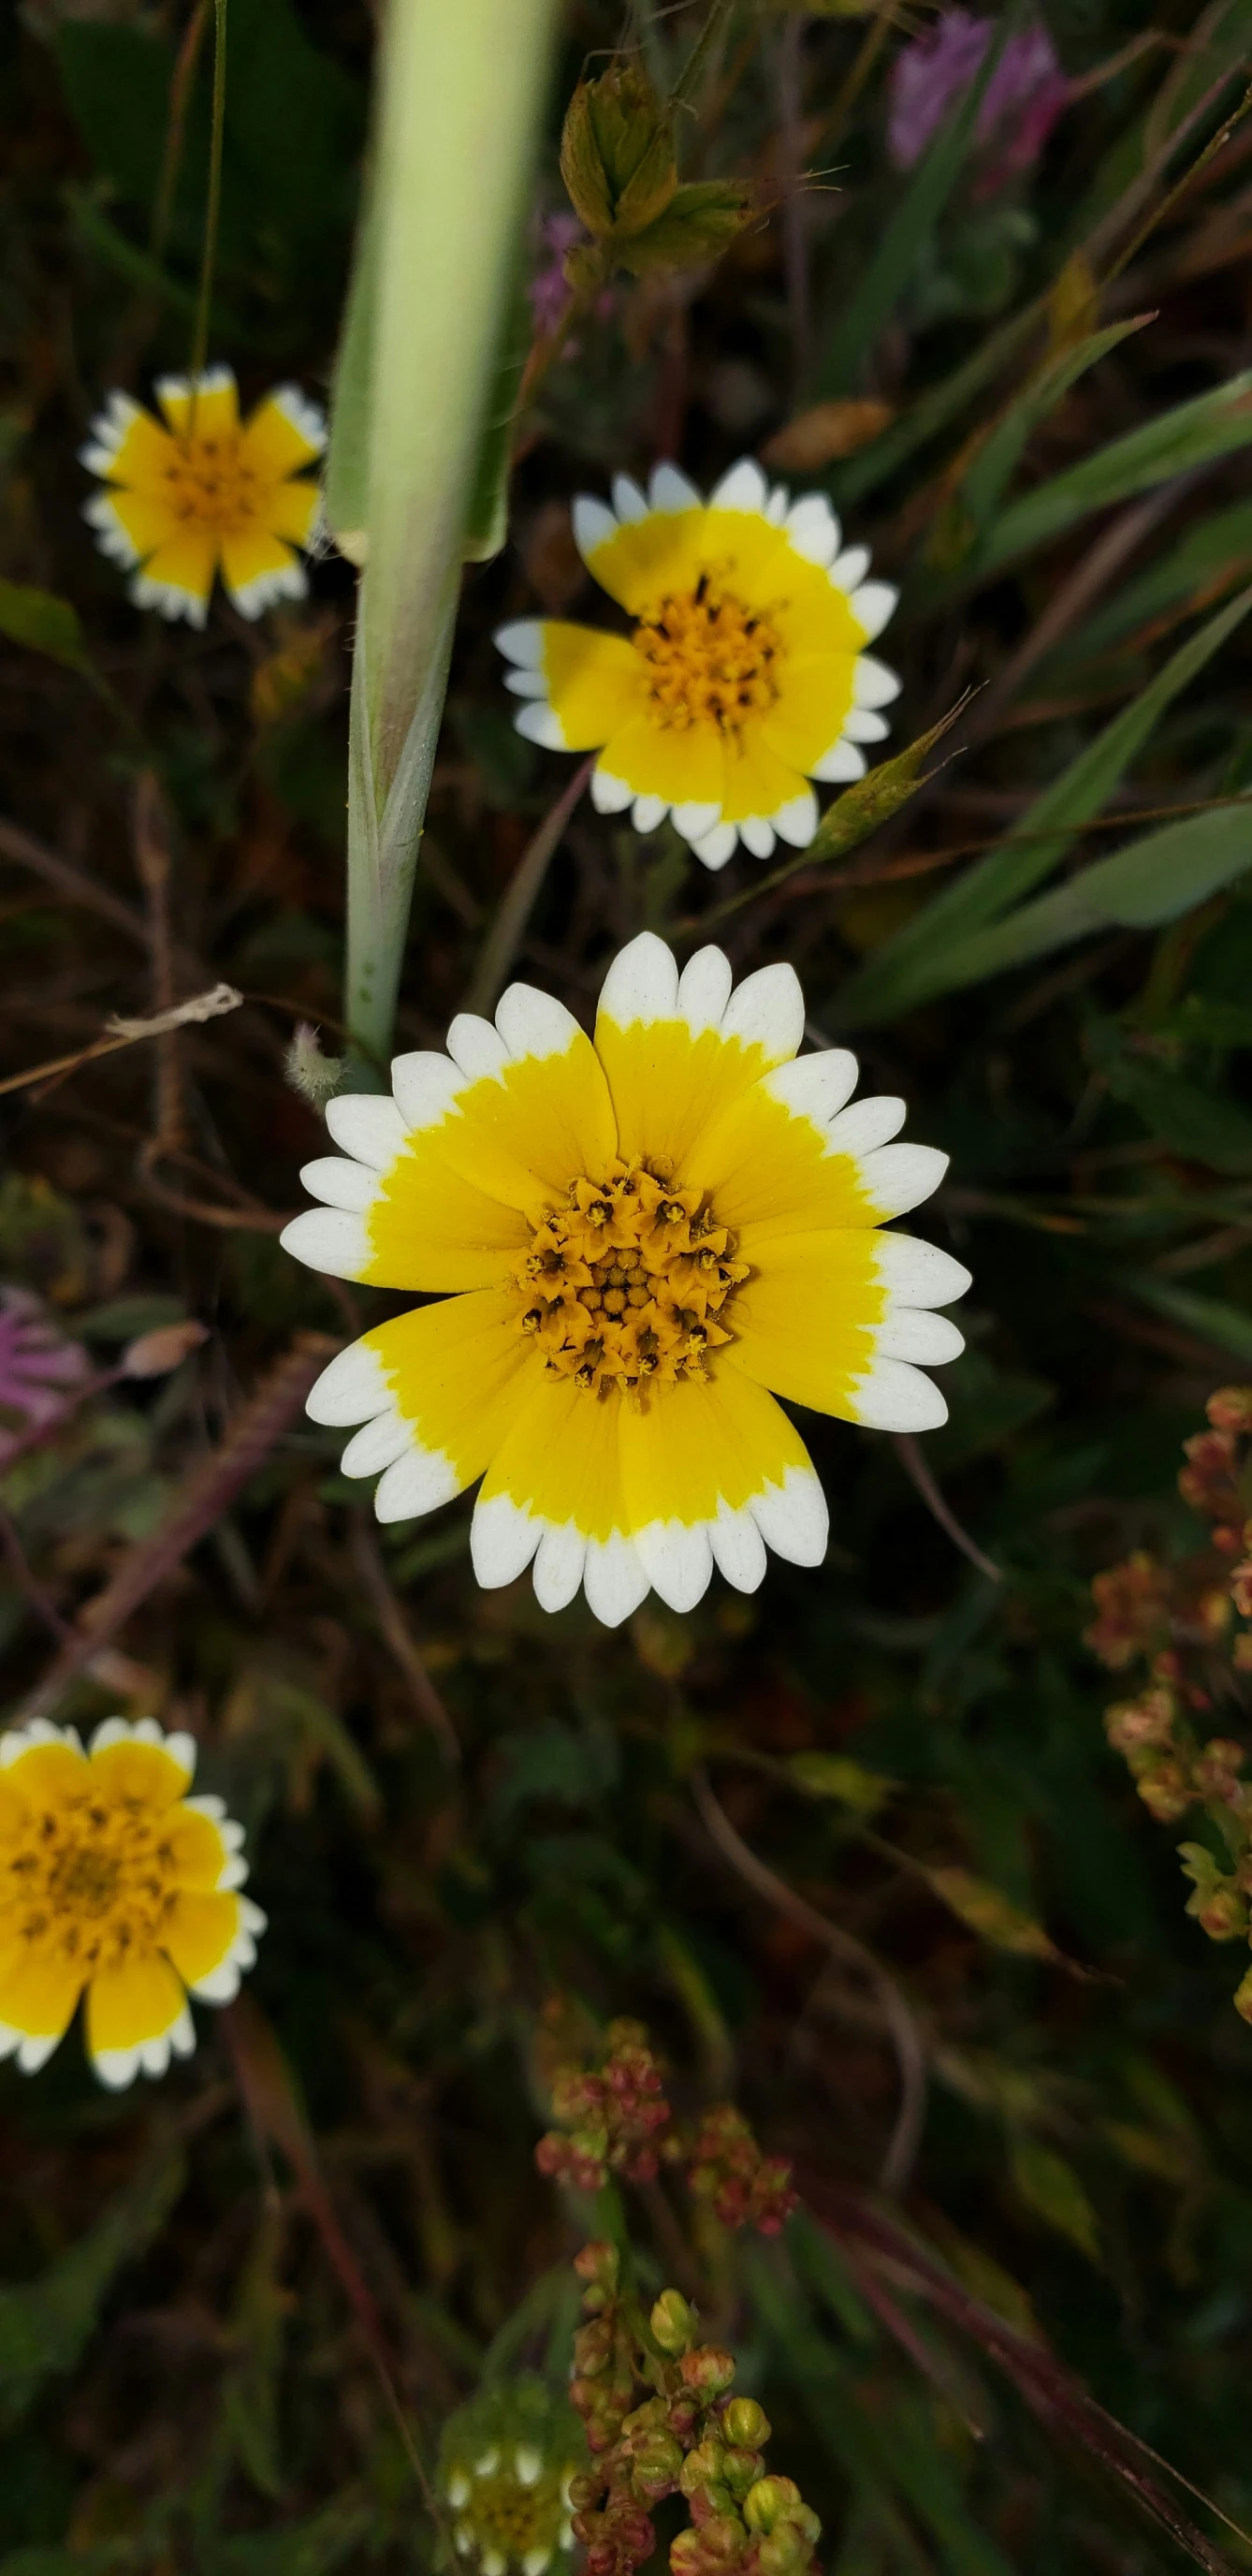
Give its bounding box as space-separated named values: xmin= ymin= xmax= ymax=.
xmin=80 ymin=365 xmax=325 ymax=627
xmin=495 ymin=460 xmax=898 ymax=871
xmin=0 ymin=1717 xmax=264 ymax=2089
xmin=280 ymin=933 xmax=969 ymax=1629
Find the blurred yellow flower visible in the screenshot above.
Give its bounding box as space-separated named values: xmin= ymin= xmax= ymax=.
xmin=0 ymin=1716 xmax=264 ymax=2088
xmin=281 ymin=932 xmax=968 ymax=1629
xmin=496 ymin=459 xmax=898 ymax=871
xmin=81 ymin=364 xmax=325 ymax=628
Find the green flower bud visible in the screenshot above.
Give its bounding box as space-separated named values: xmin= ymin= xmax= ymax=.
xmin=678 ymin=2437 xmax=726 ymax=2496
xmin=721 ymin=2448 xmax=764 ymax=2499
xmin=612 ymin=181 xmax=752 ymax=279
xmin=560 ymin=65 xmax=677 ymax=241
xmin=680 ymin=2346 xmax=736 ymax=2400
xmin=743 ymin=2477 xmax=799 ymax=2536
xmin=722 ymin=2399 xmax=771 ymax=2451
xmin=650 ymin=2289 xmax=698 ymax=2355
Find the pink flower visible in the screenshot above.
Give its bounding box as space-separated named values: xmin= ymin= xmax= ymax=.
xmin=888 ymin=10 xmax=1070 ymax=189
xmin=0 ymin=1286 xmax=90 ymax=1467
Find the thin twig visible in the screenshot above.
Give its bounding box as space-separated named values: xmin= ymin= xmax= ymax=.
xmin=0 ymin=816 xmax=148 ymax=945
xmin=0 ymin=986 xmax=242 ymax=1102
xmin=463 ymin=755 xmax=594 ymax=1016
xmin=691 ymin=1766 xmax=927 ymax=2195
xmin=893 ymin=1436 xmax=1002 ymax=1584
xmin=12 ymin=1333 xmax=337 ymax=1722
xmin=349 ymin=1519 xmax=460 ymax=1765
xmin=0 ymin=1502 xmax=73 ymax=1644
xmin=188 ymin=0 xmax=227 ymax=399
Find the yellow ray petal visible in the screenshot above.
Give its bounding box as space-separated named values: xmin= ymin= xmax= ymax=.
xmin=589 ymin=505 xmax=788 ymax=616
xmin=690 ymin=1076 xmax=882 ymax=1243
xmin=90 ymin=1734 xmax=193 ymax=1810
xmin=0 ymin=1939 xmax=84 ymax=2042
xmin=164 ymin=1808 xmax=232 ymax=1891
xmin=720 ymin=727 xmax=806 ymax=826
xmin=86 ymin=1950 xmax=186 ymax=2057
xmin=1 ymin=1738 xmax=89 ymax=1806
xmin=241 ymin=390 xmax=324 ymax=479
xmin=541 ymin=623 xmax=644 ymax=749
xmin=365 ymin=1289 xmax=536 ymax=1496
xmin=133 ymin=526 xmax=219 ymax=611
xmin=219 ymin=524 xmax=302 ymax=603
xmin=100 ymin=484 xmax=182 ymax=563
xmin=98 ymin=406 xmax=178 ymax=488
xmin=594 ymin=1015 xmax=786 ymax=1178
xmin=727 ymin=1231 xmax=888 ymax=1416
xmin=619 ymin=1362 xmax=813 ymax=1531
xmin=156 ymin=372 xmax=240 ymax=440
xmin=762 ymin=651 xmax=858 ymax=770
xmin=597 ymin=710 xmax=725 ymax=807
xmin=476 ymin=1368 xmax=626 ymax=1544
xmin=365 ymin=1141 xmax=532 ymax=1291
xmin=265 ymin=477 xmax=321 ymax=548
xmin=162 ymin=1890 xmax=240 ymax=1988
xmin=429 ymin=1033 xmax=619 ymax=1213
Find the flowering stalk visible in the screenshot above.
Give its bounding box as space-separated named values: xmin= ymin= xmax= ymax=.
xmin=331 ymin=0 xmax=559 ymax=1082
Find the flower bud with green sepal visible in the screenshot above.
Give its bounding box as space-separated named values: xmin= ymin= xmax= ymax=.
xmin=438 ymin=2377 xmax=587 ymax=2576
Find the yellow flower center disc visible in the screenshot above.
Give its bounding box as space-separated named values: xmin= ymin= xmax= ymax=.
xmin=161 ymin=431 xmax=262 ymax=535
xmin=513 ymin=1159 xmax=750 ymax=1400
xmin=14 ymin=1789 xmax=181 ymax=1972
xmin=632 ymin=577 xmax=783 ymax=735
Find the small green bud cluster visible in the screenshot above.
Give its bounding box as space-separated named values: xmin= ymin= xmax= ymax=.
xmin=557 ymin=62 xmax=750 ymax=297
xmin=686 ymin=2107 xmax=797 ymax=2238
xmin=537 ymin=2021 xmax=672 ymax=2192
xmin=1089 ymin=1387 xmax=1252 ymax=2019
xmin=566 ymin=2243 xmax=819 ymax=2576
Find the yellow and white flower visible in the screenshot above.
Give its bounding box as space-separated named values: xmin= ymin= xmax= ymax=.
xmin=496 ymin=460 xmax=898 ymax=871
xmin=281 ymin=933 xmax=968 ymax=1630
xmin=80 ymin=364 xmax=325 ymax=628
xmin=0 ymin=1716 xmax=264 ymax=2089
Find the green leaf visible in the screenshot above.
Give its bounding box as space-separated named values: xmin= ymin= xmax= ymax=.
xmin=0 ymin=2144 xmax=185 ymax=2430
xmin=323 ymin=159 xmax=377 ymax=560
xmin=924 ymin=1867 xmax=1064 ymax=1963
xmin=1101 ymin=1052 xmax=1252 ymax=1172
xmin=816 ymin=3 xmax=1025 ymax=398
xmin=789 ymin=1751 xmax=895 ymax=1817
xmin=463 ymin=271 xmax=531 ymax=565
xmin=960 ymin=316 xmax=1154 ymax=531
xmin=55 ymin=23 xmax=171 ymax=216
xmin=1129 ymin=1277 xmax=1252 ymax=1367
xmin=839 ymin=587 xmax=1252 ymax=1023
xmin=973 ymin=372 xmax=1252 ymax=580
xmin=1042 ymin=498 xmax=1252 ymax=678
xmin=0 ymin=581 xmax=87 ymax=672
xmin=1009 ymin=2137 xmax=1100 ymax=2261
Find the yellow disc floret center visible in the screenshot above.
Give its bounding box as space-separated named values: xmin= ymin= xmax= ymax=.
xmin=7 ymin=1782 xmax=180 ymax=1973
xmin=633 ymin=575 xmax=782 ymax=735
xmin=513 ymin=1159 xmax=749 ymax=1400
xmin=160 ymin=430 xmax=264 ymax=537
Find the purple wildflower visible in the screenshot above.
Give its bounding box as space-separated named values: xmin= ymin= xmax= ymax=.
xmin=0 ymin=1286 xmax=90 ymax=1467
xmin=888 ymin=10 xmax=1070 ymax=189
xmin=529 ymin=212 xmax=586 ymax=335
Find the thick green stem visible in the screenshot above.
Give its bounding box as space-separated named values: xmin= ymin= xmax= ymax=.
xmin=337 ymin=0 xmax=560 ymax=1082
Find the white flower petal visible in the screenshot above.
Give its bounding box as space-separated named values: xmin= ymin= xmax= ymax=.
xmin=189 ymin=1956 xmax=242 ymax=2004
xmin=1 ymin=1720 xmax=81 ymax=1769
xmin=648 ymin=463 xmax=702 ymax=514
xmin=852 ymin=654 xmax=901 ymax=709
xmin=516 ymin=2447 xmax=544 ymax=2487
xmin=634 ymin=1521 xmax=714 ymax=1615
xmin=496 ymin=984 xmax=582 ymax=1061
xmin=692 ymin=823 xmax=738 ymax=871
xmin=325 ymin=1095 xmax=407 ymax=1166
xmin=80 ymin=390 xmax=143 ymax=467
xmin=505 ymin=668 xmax=548 ymax=697
xmin=446 ymin=1014 xmax=510 ymax=1080
xmin=583 ymin=1533 xmax=649 ymax=1627
xmin=711 ymin=459 xmax=769 ymax=515
xmin=533 ymin=1524 xmax=586 ymax=1612
xmin=572 ymin=495 xmax=618 ymax=563
xmin=183 ymin=1793 xmax=226 ymax=1821
xmin=765 ymin=483 xmax=790 ymax=524
xmin=228 ymin=559 xmax=307 ymax=621
xmin=874 ymin=1234 xmax=971 ymax=1309
xmin=340 ymin=1412 xmax=414 ymax=1477
xmin=850 ymin=581 xmax=897 ymax=642
xmin=139 ymin=2034 xmax=171 ymax=2079
xmin=843 ymin=708 xmax=890 ymax=743
xmin=597 ymin=930 xmax=679 ymax=1026
xmin=299 ymin=1156 xmax=376 ymax=1212
xmin=93 ymin=2044 xmax=142 ymax=2091
xmin=472 ymin=1492 xmax=542 ymax=1588
xmin=721 ymin=962 xmax=805 ymax=1061
xmin=269 ymin=385 xmax=327 ymax=452
xmin=770 ymin=787 xmax=819 ymax=849
xmin=375 ymin=1446 xmax=463 ymax=1523
xmin=305 ymin=1339 xmax=390 ymax=1427
xmin=17 ymin=2032 xmax=63 ymax=2074
xmin=751 ymin=1467 xmax=828 ymax=1567
xmin=495 ymin=618 xmax=545 ymax=667
xmin=130 ymin=572 xmax=209 ymax=629
xmin=739 ymin=816 xmax=776 ymax=860
xmin=672 ymin=800 xmax=722 ymax=843
xmin=523 ymin=2552 xmax=551 ymax=2576
xmin=858 ymin=1142 xmax=948 ymax=1218
xmin=633 ymin=793 xmax=668 ymax=832
xmin=591 ymin=764 xmax=633 ymax=813
xmin=0 ymin=2024 xmax=22 ymax=2061
xmin=785 ymin=494 xmax=840 ymax=566
xmin=830 ymin=544 xmax=870 ymax=592
xmin=83 ymin=491 xmax=141 ymax=565
xmin=761 ymin=1051 xmax=860 ymax=1124
xmin=390 ymin=1051 xmax=466 ymax=1132
xmin=279 ymin=1207 xmax=370 ymax=1281
xmin=163 ymin=1729 xmax=197 ymax=1781
xmin=849 ymin=1358 xmax=948 ymax=1433
xmin=824 ymin=1095 xmax=906 ymax=1156
xmin=677 ymin=945 xmax=733 ymax=1032
xmin=809 ymin=738 xmax=866 ymax=784
xmin=876 ymin=1310 xmax=965 ymax=1365
xmin=709 ymin=1502 xmax=767 ymax=1594
xmin=611 ymin=474 xmax=648 ymax=521
xmin=168 ymin=2005 xmax=197 ymax=2058
xmin=514 ymin=700 xmax=569 ymax=750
